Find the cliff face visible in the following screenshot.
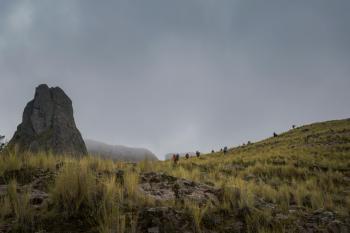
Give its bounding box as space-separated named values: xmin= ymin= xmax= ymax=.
xmin=9 ymin=84 xmax=87 ymax=155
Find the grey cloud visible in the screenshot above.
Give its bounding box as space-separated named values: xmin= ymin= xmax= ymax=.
xmin=1 ymin=0 xmax=349 ymax=158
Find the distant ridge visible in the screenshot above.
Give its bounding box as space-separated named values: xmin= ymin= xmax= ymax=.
xmin=85 ymin=139 xmax=158 ymax=162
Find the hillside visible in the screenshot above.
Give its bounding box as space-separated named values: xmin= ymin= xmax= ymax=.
xmin=0 ymin=119 xmax=349 ymax=233
xmin=154 ymin=118 xmax=350 ymax=231
xmin=85 ymin=139 xmax=158 ymax=162
xmin=171 ymin=118 xmax=350 ymax=179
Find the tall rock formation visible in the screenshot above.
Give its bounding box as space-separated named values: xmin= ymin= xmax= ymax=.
xmin=9 ymin=84 xmax=87 ymax=155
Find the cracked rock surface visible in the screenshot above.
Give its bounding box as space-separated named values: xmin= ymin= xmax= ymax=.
xmin=8 ymin=84 xmax=87 ymax=155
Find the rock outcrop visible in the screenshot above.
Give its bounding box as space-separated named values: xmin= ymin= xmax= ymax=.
xmin=9 ymin=84 xmax=87 ymax=155
xmin=139 ymin=172 xmax=222 ymax=206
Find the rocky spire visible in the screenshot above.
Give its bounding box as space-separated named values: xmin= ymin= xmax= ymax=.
xmin=9 ymin=84 xmax=87 ymax=155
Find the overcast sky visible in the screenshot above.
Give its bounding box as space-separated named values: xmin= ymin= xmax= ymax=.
xmin=1 ymin=0 xmax=349 ymax=159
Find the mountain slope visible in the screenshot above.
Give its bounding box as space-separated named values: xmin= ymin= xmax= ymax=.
xmin=0 ymin=119 xmax=349 ymax=233
xmin=191 ymin=118 xmax=350 ymax=172
xmin=152 ymin=118 xmax=350 ymax=232
xmin=229 ymin=118 xmax=350 ymax=169
xmin=85 ymin=139 xmax=158 ymax=161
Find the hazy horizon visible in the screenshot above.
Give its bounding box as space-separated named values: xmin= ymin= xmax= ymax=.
xmin=1 ymin=1 xmax=350 ymax=159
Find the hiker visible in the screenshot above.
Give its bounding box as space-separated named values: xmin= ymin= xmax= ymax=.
xmin=220 ymin=148 xmax=223 ymax=152
xmin=292 ymin=125 xmax=296 ymax=129
xmin=223 ymin=146 xmax=228 ymax=154
xmin=273 ymin=132 xmax=278 ymax=137
xmin=211 ymin=150 xmax=215 ymax=153
xmin=176 ymin=153 xmax=180 ymax=162
xmin=196 ymin=151 xmax=200 ymax=157
xmin=0 ymin=135 xmax=5 ymax=152
xmin=172 ymin=154 xmax=177 ymax=165
xmin=185 ymin=153 xmax=189 ymax=159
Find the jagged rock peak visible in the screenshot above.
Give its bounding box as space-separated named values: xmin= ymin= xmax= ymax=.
xmin=9 ymin=84 xmax=87 ymax=156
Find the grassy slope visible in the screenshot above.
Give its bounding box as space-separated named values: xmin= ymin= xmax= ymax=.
xmin=164 ymin=118 xmax=350 ymax=183
xmin=154 ymin=118 xmax=350 ymax=231
xmin=0 ymin=118 xmax=349 ymax=233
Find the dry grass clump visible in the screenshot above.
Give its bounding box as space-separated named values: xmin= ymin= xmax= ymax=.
xmin=48 ymin=156 xmax=154 ymax=232
xmin=185 ymin=200 xmax=210 ymax=233
xmin=24 ymin=152 xmax=57 ymax=171
xmin=124 ymin=171 xmax=139 ymax=199
xmin=0 ymin=150 xmax=58 ymax=177
xmin=124 ymin=170 xmax=155 ymax=207
xmin=51 ymin=160 xmax=97 ymax=217
xmin=275 ymin=184 xmax=291 ymax=211
xmin=7 ymin=180 xmax=34 ymax=228
xmin=136 ymin=158 xmax=153 ymax=173
xmin=97 ymin=177 xmax=126 ymax=233
xmin=82 ymin=156 xmax=118 ymax=173
xmin=0 ymin=151 xmax=22 ymax=176
xmin=0 ymin=180 xmax=35 ymax=232
xmin=245 ymin=209 xmax=274 ymax=233
xmin=220 ymin=184 xmax=240 ymax=212
xmin=168 ymin=166 xmax=202 ymax=183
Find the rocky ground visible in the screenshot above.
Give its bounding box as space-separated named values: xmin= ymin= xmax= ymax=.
xmin=139 ymin=172 xmax=222 ymax=205
xmin=0 ymin=166 xmax=349 ymax=233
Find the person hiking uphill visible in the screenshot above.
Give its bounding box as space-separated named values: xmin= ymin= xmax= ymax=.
xmin=173 ymin=153 xmax=180 ymax=166
xmin=172 ymin=154 xmax=177 ymax=166
xmin=223 ymin=146 xmax=228 ymax=154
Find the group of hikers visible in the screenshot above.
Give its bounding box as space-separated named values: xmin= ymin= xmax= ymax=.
xmin=172 ymin=125 xmax=298 ymax=165
xmin=171 ymin=152 xmax=199 ymax=165
xmin=172 ymin=147 xmax=228 ymax=165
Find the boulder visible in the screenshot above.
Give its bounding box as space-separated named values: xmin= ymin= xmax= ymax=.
xmin=8 ymin=84 xmax=87 ymax=155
